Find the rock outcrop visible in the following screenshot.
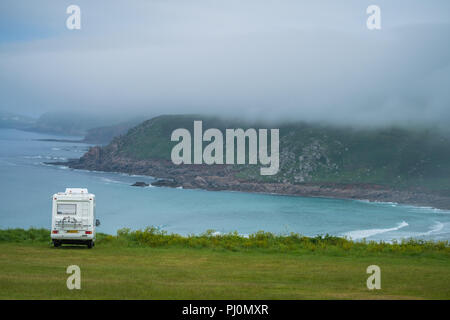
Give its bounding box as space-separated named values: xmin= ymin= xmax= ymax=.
xmin=131 ymin=182 xmax=149 ymax=187
xmin=151 ymin=179 xmax=180 ymax=188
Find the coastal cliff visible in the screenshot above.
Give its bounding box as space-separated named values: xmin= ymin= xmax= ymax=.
xmin=55 ymin=115 xmax=450 ymax=209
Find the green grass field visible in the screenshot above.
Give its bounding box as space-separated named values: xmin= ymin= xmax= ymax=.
xmin=0 ymin=228 xmax=449 ymax=299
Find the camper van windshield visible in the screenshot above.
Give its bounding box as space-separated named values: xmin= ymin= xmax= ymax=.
xmin=57 ymin=204 xmax=76 ymax=215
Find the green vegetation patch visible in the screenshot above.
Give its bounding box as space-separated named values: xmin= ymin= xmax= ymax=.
xmin=0 ymin=228 xmax=449 ymax=299
xmin=1 ymin=228 xmax=449 ymax=257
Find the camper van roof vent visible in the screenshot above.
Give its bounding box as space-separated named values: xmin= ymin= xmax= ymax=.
xmin=65 ymin=188 xmax=89 ymax=194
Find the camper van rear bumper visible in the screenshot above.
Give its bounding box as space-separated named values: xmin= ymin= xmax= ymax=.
xmin=51 ymin=233 xmax=94 ymax=241
xmin=54 ymin=239 xmax=93 ymax=245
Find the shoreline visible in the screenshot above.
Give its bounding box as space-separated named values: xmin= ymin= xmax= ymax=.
xmin=47 ymin=159 xmax=450 ymax=211
xmin=159 ymin=182 xmax=450 ymax=211
xmin=33 ymin=138 xmax=84 ymax=143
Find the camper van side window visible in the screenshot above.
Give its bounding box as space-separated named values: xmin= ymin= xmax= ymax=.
xmin=57 ymin=204 xmax=76 ymax=215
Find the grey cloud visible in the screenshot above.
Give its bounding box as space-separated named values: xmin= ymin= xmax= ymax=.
xmin=0 ymin=0 xmax=449 ymax=128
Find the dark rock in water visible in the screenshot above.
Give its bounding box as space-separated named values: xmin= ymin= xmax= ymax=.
xmin=131 ymin=181 xmax=149 ymax=187
xmin=151 ymin=179 xmax=180 ymax=188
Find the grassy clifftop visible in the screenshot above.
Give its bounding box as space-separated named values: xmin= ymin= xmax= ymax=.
xmin=0 ymin=228 xmax=449 ymax=299
xmin=98 ymin=115 xmax=450 ymax=193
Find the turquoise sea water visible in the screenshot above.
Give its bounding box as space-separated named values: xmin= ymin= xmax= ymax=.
xmin=1 ymin=128 xmax=449 ymax=241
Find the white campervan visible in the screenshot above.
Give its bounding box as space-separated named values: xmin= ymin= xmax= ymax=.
xmin=51 ymin=188 xmax=100 ymax=248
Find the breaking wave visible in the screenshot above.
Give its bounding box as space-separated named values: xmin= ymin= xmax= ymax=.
xmin=343 ymin=221 xmax=409 ymax=240
xmin=417 ymin=221 xmax=445 ymax=236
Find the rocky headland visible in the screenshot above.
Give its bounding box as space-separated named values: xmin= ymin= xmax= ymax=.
xmin=48 ymin=115 xmax=450 ymax=210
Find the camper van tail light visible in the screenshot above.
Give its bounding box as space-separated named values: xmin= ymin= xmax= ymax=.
xmin=52 ymin=230 xmax=58 ymax=234
xmin=85 ymin=231 xmax=92 ymax=234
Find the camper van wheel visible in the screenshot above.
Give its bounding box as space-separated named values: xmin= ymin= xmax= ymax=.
xmin=53 ymin=240 xmax=61 ymax=248
xmin=87 ymin=241 xmax=93 ymax=249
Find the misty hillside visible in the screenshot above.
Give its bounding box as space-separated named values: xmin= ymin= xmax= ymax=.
xmin=0 ymin=111 xmax=35 ymax=130
xmin=29 ymin=112 xmax=136 ymax=137
xmin=77 ymin=115 xmax=450 ymax=194
xmin=82 ymin=120 xmax=141 ymax=144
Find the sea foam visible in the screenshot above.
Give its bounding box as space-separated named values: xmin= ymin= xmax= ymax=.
xmin=343 ymin=221 xmax=409 ymax=240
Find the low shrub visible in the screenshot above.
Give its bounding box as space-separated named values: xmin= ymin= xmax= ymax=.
xmin=1 ymin=227 xmax=449 ymax=256
xmin=0 ymin=228 xmax=50 ymax=243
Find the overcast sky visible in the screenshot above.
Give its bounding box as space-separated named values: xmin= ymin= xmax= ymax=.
xmin=1 ymin=0 xmax=449 ymax=127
